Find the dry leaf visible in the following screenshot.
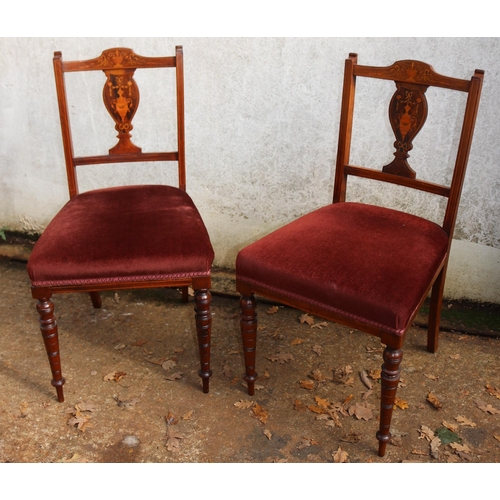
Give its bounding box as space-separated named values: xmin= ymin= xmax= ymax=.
xmin=165 ymin=411 xmax=179 ymax=426
xmin=266 ymin=353 xmax=294 ymax=364
xmin=311 ymin=345 xmax=322 ymax=356
xmin=299 ymin=313 xmax=314 ymax=325
xmin=297 ymin=437 xmax=318 ymax=450
xmin=165 ymin=427 xmax=183 ymax=452
xmin=360 ymin=370 xmax=372 ymax=389
xmin=450 ymin=442 xmax=472 ymax=453
xmin=368 ymin=369 xmax=381 ymax=380
xmin=291 ymin=338 xmax=303 ymax=345
xmin=442 ymin=420 xmax=458 ymax=432
xmin=182 ymin=410 xmax=194 ymax=420
xmin=308 ymin=405 xmax=326 ymax=414
xmin=333 ymin=446 xmax=349 ymax=463
xmin=449 ymin=354 xmax=460 ymax=360
xmin=475 ymin=401 xmax=500 ymax=415
xmin=430 ymin=436 xmax=441 ymax=459
xmin=394 ymin=398 xmax=409 ymax=410
xmin=234 ymin=400 xmax=254 ymax=409
xmin=340 ymin=433 xmax=361 ymax=443
xmin=315 ymin=396 xmax=329 ymax=409
xmin=252 ymin=404 xmax=269 ymax=424
xmin=348 ymin=402 xmax=375 ymax=421
xmin=165 ymin=371 xmax=183 ymax=381
xmin=103 ymin=371 xmax=127 ymax=382
xmin=455 ymin=415 xmax=476 ymax=427
xmin=424 ymin=373 xmax=439 ymax=381
xmin=161 ymin=360 xmax=177 ymax=371
xmin=300 ymin=380 xmax=315 ymax=390
xmin=485 ymin=384 xmax=500 ymax=399
xmin=494 ymin=435 xmax=500 ymax=442
xmin=311 ymin=322 xmax=328 ymax=329
xmin=419 ymin=425 xmax=435 ymax=441
xmin=310 ymin=369 xmax=326 ymax=382
xmin=114 ymin=343 xmax=126 ymax=350
xmin=114 ymin=396 xmax=140 ymax=408
xmin=427 ymin=392 xmax=443 ymax=409
xmin=266 ymin=306 xmax=279 ymax=314
xmin=263 ymin=429 xmax=272 ymax=440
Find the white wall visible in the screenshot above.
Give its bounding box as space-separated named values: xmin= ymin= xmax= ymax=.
xmin=1 ymin=37 xmax=499 ymax=303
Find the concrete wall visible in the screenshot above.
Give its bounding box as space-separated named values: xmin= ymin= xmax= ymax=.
xmin=1 ymin=37 xmax=499 ymax=303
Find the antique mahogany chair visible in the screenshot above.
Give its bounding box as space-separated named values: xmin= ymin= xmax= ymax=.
xmin=236 ymin=54 xmax=483 ymax=456
xmin=27 ymin=46 xmax=214 ymax=402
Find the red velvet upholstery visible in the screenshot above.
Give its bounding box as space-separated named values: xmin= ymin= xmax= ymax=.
xmin=236 ymin=202 xmax=448 ymax=335
xmin=28 ymin=185 xmax=214 ymax=286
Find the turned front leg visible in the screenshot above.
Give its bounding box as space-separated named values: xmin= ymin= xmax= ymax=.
xmin=239 ymin=294 xmax=258 ymax=396
xmin=194 ymin=289 xmax=212 ymax=393
xmin=376 ymin=346 xmax=403 ymax=457
xmin=36 ymin=297 xmax=65 ymax=402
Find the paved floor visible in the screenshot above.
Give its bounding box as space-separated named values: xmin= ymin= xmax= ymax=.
xmin=1 ymin=251 xmax=500 ymax=464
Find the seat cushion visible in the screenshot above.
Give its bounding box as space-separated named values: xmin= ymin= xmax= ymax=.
xmin=27 ymin=185 xmax=214 ymax=287
xmin=236 ymin=202 xmax=449 ymax=336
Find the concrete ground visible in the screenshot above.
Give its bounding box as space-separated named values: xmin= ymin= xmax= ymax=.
xmin=1 ymin=237 xmax=500 ymax=464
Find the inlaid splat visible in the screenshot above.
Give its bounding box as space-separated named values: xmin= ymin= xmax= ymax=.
xmin=101 ymin=49 xmax=142 ymax=155
xmin=382 ymin=82 xmax=428 ymax=179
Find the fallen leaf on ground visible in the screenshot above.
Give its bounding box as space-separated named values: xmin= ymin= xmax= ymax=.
xmin=165 ymin=426 xmax=183 ymax=452
xmin=455 ymin=415 xmax=476 ymax=427
xmin=66 ymin=403 xmax=95 ymax=432
xmin=114 ymin=343 xmax=126 ymax=350
xmin=252 ymin=404 xmax=269 ymax=424
xmin=299 ymin=313 xmax=314 ymax=325
xmin=161 ymin=360 xmax=177 ymax=371
xmin=241 ymin=381 xmax=264 ymax=391
xmin=427 ymin=392 xmax=443 ymax=409
xmin=333 ymin=446 xmax=349 ymax=463
xmin=266 ymin=306 xmax=279 ymax=314
xmin=442 ymin=420 xmax=458 ymax=432
xmin=430 ymin=436 xmax=441 ymax=459
xmin=449 ymin=354 xmax=460 ymax=360
xmin=182 ymin=410 xmax=194 ymax=420
xmin=348 ymin=402 xmax=375 ymax=421
xmin=308 ymin=405 xmax=326 ymax=414
xmin=360 ymin=370 xmax=372 ymax=389
xmin=310 ymin=369 xmax=326 ymax=382
xmin=311 ymin=322 xmax=328 ymax=329
xmin=266 ymin=353 xmax=294 ymax=364
xmin=494 ymin=435 xmax=500 ymax=442
xmin=394 ymin=398 xmax=409 ymax=410
xmin=165 ymin=371 xmax=183 ymax=381
xmin=424 ymin=373 xmax=439 ymax=381
xmin=297 ymin=437 xmax=318 ymax=450
xmin=103 ymin=371 xmax=127 ymax=382
xmin=340 ymin=433 xmax=361 ymax=443
xmin=485 ymin=384 xmax=500 ymax=399
xmin=368 ymin=369 xmax=381 ymax=380
xmin=291 ymin=338 xmax=303 ymax=345
xmin=234 ymin=400 xmax=254 ymax=409
xmin=165 ymin=411 xmax=179 ymax=426
xmin=311 ymin=345 xmax=322 ymax=356
xmin=418 ymin=425 xmax=435 ymax=442
xmin=300 ymin=380 xmax=315 ymax=390
xmin=315 ymin=396 xmax=329 ymax=408
xmin=114 ymin=396 xmax=140 ymax=408
xmin=263 ymin=429 xmax=272 ymax=440
xmin=475 ymin=400 xmax=500 ymax=415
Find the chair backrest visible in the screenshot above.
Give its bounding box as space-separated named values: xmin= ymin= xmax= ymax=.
xmin=333 ymin=53 xmax=484 ymax=241
xmin=53 ymin=46 xmax=186 ymax=199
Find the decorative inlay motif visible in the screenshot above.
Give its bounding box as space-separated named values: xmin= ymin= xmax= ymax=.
xmin=101 ymin=49 xmax=142 ymax=154
xmin=382 ymin=82 xmax=428 ymax=179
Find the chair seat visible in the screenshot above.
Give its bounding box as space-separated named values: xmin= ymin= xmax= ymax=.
xmin=28 ymin=185 xmax=214 ymax=287
xmin=236 ymin=202 xmax=449 ymax=335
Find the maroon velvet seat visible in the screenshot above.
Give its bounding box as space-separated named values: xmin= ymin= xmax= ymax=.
xmin=27 ymin=46 xmax=214 ymax=402
xmin=236 ymin=54 xmax=484 ymax=457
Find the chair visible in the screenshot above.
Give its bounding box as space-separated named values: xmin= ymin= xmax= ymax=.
xmin=236 ymin=54 xmax=483 ymax=456
xmin=27 ymin=46 xmax=214 ymax=402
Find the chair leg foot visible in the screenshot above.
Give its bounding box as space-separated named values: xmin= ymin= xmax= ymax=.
xmin=36 ymin=296 xmax=65 ymax=402
xmin=239 ymin=294 xmax=258 ymax=396
xmin=89 ymin=291 xmax=102 ymax=309
xmin=376 ymin=346 xmax=403 ymax=456
xmin=194 ymin=289 xmax=212 ymax=393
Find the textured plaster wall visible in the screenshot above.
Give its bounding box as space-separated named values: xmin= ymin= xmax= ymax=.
xmin=1 ymin=37 xmax=499 ymax=303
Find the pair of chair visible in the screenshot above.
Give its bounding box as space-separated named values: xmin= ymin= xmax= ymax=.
xmin=27 ymin=47 xmax=483 ymax=456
